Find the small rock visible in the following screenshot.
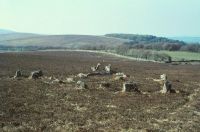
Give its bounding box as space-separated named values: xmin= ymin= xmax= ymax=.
xmin=114 ymin=76 xmax=125 ymax=81
xmin=105 ymin=64 xmax=111 ymax=74
xmin=76 ymin=81 xmax=87 ymax=89
xmin=52 ymin=79 xmax=65 ymax=84
xmin=77 ymin=73 xmax=88 ymax=78
xmin=66 ymin=77 xmax=75 ymax=83
xmin=29 ymin=70 xmax=43 ymax=79
xmin=161 ymin=81 xmax=174 ymax=94
xmin=115 ymin=72 xmax=125 ymax=76
xmin=48 ymin=76 xmax=53 ymax=80
xmin=91 ymin=63 xmax=101 ymax=72
xmin=99 ymin=82 xmax=110 ymax=88
xmin=160 ymin=74 xmax=167 ymax=81
xmin=115 ymin=72 xmax=129 ymax=80
xmin=13 ymin=70 xmax=22 ymax=78
xmin=122 ymin=82 xmax=140 ymax=92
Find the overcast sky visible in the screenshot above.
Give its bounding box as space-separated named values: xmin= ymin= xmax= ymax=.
xmin=0 ymin=0 xmax=200 ymax=36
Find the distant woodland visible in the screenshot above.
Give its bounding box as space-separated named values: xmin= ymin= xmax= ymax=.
xmin=1 ymin=33 xmax=199 ymax=62
xmin=105 ymin=34 xmax=200 ymax=52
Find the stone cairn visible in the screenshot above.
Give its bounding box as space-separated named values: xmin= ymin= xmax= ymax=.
xmin=153 ymin=74 xmax=173 ymax=93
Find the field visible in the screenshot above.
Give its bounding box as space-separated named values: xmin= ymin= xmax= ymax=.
xmin=157 ymin=51 xmax=200 ymax=61
xmin=0 ymin=51 xmax=200 ymax=131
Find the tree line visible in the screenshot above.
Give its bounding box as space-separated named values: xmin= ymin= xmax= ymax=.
xmin=105 ymin=34 xmax=200 ymax=52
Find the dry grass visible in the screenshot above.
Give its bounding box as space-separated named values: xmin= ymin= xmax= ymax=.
xmin=0 ymin=51 xmax=200 ymax=131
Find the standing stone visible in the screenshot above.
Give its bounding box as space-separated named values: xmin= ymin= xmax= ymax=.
xmin=91 ymin=63 xmax=101 ymax=72
xmin=153 ymin=74 xmax=174 ymax=94
xmin=122 ymin=82 xmax=139 ymax=92
xmin=66 ymin=77 xmax=75 ymax=83
xmin=29 ymin=70 xmax=43 ymax=79
xmin=99 ymin=82 xmax=110 ymax=88
xmin=77 ymin=73 xmax=88 ymax=78
xmin=76 ymin=81 xmax=87 ymax=89
xmin=115 ymin=72 xmax=129 ymax=80
xmin=14 ymin=70 xmax=22 ymax=78
xmin=114 ymin=76 xmax=125 ymax=81
xmin=161 ymin=80 xmax=172 ymax=93
xmin=160 ymin=74 xmax=167 ymax=81
xmin=105 ymin=64 xmax=111 ymax=74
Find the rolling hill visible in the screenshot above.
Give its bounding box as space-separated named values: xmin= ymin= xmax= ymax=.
xmin=0 ymin=29 xmax=15 ymax=34
xmin=0 ymin=33 xmax=128 ymax=49
xmin=0 ymin=31 xmax=199 ymax=53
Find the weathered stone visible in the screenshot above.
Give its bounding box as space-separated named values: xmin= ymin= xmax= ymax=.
xmin=105 ymin=64 xmax=111 ymax=74
xmin=77 ymin=73 xmax=88 ymax=78
xmin=160 ymin=74 xmax=167 ymax=81
xmin=122 ymin=82 xmax=139 ymax=92
xmin=114 ymin=76 xmax=125 ymax=81
xmin=14 ymin=70 xmax=22 ymax=78
xmin=99 ymin=82 xmax=110 ymax=88
xmin=76 ymin=81 xmax=87 ymax=89
xmin=91 ymin=63 xmax=101 ymax=72
xmin=115 ymin=72 xmax=129 ymax=80
xmin=115 ymin=72 xmax=125 ymax=76
xmin=153 ymin=74 xmax=174 ymax=94
xmin=66 ymin=77 xmax=75 ymax=83
xmin=52 ymin=79 xmax=65 ymax=84
xmin=87 ymin=72 xmax=101 ymax=76
xmin=29 ymin=70 xmax=43 ymax=79
xmin=161 ymin=81 xmax=172 ymax=93
xmin=48 ymin=76 xmax=53 ymax=80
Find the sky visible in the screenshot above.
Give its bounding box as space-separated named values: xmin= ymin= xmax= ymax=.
xmin=0 ymin=0 xmax=200 ymax=36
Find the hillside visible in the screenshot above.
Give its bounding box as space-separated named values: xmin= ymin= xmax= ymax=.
xmin=1 ymin=31 xmax=200 ymax=53
xmin=1 ymin=51 xmax=200 ymax=131
xmin=0 ymin=29 xmax=15 ymax=34
xmin=0 ymin=33 xmax=127 ymax=49
xmin=0 ymin=33 xmax=40 ymax=41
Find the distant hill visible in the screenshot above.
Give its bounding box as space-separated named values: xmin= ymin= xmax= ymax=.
xmin=0 ymin=33 xmax=40 ymax=41
xmin=1 ymin=31 xmax=199 ymax=52
xmin=0 ymin=33 xmax=127 ymax=49
xmin=0 ymin=29 xmax=15 ymax=34
xmin=169 ymin=37 xmax=200 ymax=43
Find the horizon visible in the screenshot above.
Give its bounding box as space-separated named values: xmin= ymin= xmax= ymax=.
xmin=1 ymin=0 xmax=200 ymax=36
xmin=1 ymin=28 xmax=200 ymax=38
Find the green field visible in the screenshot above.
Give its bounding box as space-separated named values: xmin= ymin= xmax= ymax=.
xmin=157 ymin=51 xmax=200 ymax=61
